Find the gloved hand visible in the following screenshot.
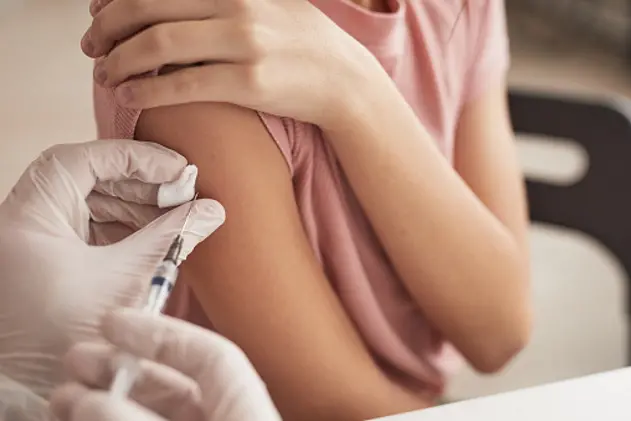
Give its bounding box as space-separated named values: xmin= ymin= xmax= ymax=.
xmin=49 ymin=308 xmax=282 ymax=421
xmin=0 ymin=140 xmax=225 ymax=403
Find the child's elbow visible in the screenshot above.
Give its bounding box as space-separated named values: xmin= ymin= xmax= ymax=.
xmin=470 ymin=311 xmax=532 ymax=374
xmin=472 ymin=246 xmax=532 ymax=373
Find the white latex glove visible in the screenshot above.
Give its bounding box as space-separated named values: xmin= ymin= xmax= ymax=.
xmin=0 ymin=140 xmax=225 ymax=404
xmin=0 ymin=373 xmax=54 ymax=421
xmin=49 ymin=308 xmax=282 ymax=421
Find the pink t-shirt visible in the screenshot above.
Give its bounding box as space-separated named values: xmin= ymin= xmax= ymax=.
xmin=94 ymin=0 xmax=510 ymax=395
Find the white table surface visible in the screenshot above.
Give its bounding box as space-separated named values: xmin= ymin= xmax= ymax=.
xmin=376 ymin=368 xmax=631 ymax=420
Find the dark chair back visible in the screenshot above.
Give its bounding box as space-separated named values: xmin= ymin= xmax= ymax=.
xmin=509 ymin=90 xmax=631 ymax=362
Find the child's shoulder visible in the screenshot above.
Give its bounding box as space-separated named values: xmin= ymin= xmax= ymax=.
xmin=402 ymin=0 xmax=508 ymax=61
xmin=463 ymin=0 xmax=508 ymax=41
xmin=401 ymin=0 xmax=509 ymax=104
xmin=405 ymin=0 xmax=506 ymax=37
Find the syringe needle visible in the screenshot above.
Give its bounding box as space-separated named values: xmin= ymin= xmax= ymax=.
xmin=179 ymin=192 xmax=199 ymax=237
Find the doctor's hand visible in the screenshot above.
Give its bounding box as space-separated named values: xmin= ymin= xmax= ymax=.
xmin=50 ymin=308 xmax=282 ymax=421
xmin=0 ymin=140 xmax=225 ymax=400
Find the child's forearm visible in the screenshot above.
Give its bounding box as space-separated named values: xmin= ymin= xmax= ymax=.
xmin=324 ymin=70 xmax=530 ymax=373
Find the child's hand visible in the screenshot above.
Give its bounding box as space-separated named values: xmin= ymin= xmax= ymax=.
xmin=82 ymin=0 xmax=380 ymax=129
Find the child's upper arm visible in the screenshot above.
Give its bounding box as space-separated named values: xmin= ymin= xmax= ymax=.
xmin=134 ymin=103 xmax=418 ymax=420
xmin=463 ymin=0 xmax=510 ymax=103
xmin=456 ymin=0 xmax=528 ymax=255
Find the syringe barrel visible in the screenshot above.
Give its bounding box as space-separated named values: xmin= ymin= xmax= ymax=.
xmin=146 ymin=260 xmax=179 ymax=314
xmin=110 ymin=256 xmax=182 ymax=398
xmin=151 ymin=259 xmax=178 ymax=290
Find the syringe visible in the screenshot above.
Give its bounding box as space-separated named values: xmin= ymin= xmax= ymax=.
xmin=109 ymin=194 xmax=198 ymax=399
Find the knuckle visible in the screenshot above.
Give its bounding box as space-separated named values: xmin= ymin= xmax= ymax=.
xmin=38 ymin=143 xmax=80 ymax=172
xmin=89 ymin=0 xmax=99 ymax=15
xmin=214 ymin=341 xmax=256 ymax=375
xmin=218 ymin=337 xmax=245 ymax=359
xmin=202 ymin=333 xmax=248 ymax=367
xmin=153 ymin=326 xmax=179 ymax=362
xmin=41 ymin=143 xmax=71 ymax=160
xmin=103 ymin=51 xmax=121 ymax=76
xmin=194 ymin=0 xmax=214 ymax=11
xmin=143 ymin=25 xmax=174 ymax=58
xmin=236 ymin=22 xmax=268 ymax=60
xmin=91 ymin=0 xmax=113 ymax=16
xmin=127 ymin=0 xmax=154 ymax=17
xmin=121 ymin=81 xmax=149 ymax=105
xmin=231 ymin=0 xmax=253 ymax=14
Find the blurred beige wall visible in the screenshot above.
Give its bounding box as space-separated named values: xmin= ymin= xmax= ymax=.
xmin=1 ymin=0 xmax=631 ymax=401
xmin=0 ymin=0 xmax=94 ymax=195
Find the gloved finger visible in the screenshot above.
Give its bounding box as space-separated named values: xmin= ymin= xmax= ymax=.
xmin=90 ymin=222 xmax=135 ymax=246
xmin=64 ymin=342 xmax=203 ymax=420
xmin=39 ymin=140 xmax=187 ymax=199
xmin=49 ymin=383 xmax=91 ymax=421
xmin=63 ymin=343 xmax=115 ymax=388
xmin=0 ymin=373 xmax=54 ymax=421
xmin=3 ymin=155 xmax=93 ymax=240
xmin=94 ymin=179 xmax=159 ymax=206
xmin=3 ymin=141 xmax=188 ymax=236
xmin=120 ymin=198 xmax=225 ymax=264
xmin=102 ymin=309 xmax=277 ymax=418
xmin=94 ymin=164 xmax=198 ymax=208
xmin=87 ymin=192 xmax=166 ymax=231
xmin=50 ymin=384 xmax=168 ymax=421
xmin=102 ymin=310 xmax=250 ymax=384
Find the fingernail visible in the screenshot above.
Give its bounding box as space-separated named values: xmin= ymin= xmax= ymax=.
xmin=202 ymin=199 xmax=226 ymax=221
xmin=192 ymin=199 xmax=226 ymax=228
xmin=81 ymin=31 xmax=94 ymax=55
xmin=90 ymin=0 xmax=102 ymax=16
xmin=94 ymin=62 xmax=107 ymax=84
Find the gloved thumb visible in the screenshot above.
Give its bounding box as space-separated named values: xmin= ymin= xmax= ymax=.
xmin=119 ymin=198 xmax=225 ymax=265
